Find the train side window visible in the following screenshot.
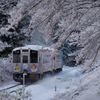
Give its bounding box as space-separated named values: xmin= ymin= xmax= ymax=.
xmin=56 ymin=55 xmax=61 ymax=62
xmin=43 ymin=55 xmax=51 ymax=63
xmin=30 ymin=50 xmax=38 ymax=63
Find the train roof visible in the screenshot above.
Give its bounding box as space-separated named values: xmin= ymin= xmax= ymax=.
xmin=13 ymin=45 xmax=55 ymax=51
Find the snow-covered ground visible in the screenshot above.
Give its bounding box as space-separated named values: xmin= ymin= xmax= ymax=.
xmin=24 ymin=66 xmax=84 ymax=100
xmin=0 ymin=66 xmax=83 ymax=100
xmin=50 ymin=66 xmax=100 ymax=100
xmin=1 ymin=65 xmax=100 ymax=100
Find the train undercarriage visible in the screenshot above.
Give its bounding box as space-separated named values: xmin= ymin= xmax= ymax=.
xmin=13 ymin=68 xmax=62 ymax=84
xmin=13 ymin=73 xmax=40 ymax=83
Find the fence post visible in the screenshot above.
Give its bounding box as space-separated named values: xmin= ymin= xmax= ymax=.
xmin=55 ymin=76 xmax=57 ymax=92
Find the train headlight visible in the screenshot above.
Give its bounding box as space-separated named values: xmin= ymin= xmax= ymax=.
xmin=14 ymin=65 xmax=20 ymax=72
xmin=31 ymin=65 xmax=37 ymax=72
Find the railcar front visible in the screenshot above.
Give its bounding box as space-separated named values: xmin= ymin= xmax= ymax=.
xmin=12 ymin=48 xmax=40 ymax=82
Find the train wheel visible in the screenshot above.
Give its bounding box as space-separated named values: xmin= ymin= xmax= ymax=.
xmin=39 ymin=74 xmax=43 ymax=79
xmin=20 ymin=81 xmax=23 ymax=84
xmin=59 ymin=68 xmax=62 ymax=71
xmin=55 ymin=69 xmax=59 ymax=73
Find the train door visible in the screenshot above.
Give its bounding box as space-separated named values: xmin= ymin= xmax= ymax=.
xmin=53 ymin=56 xmax=56 ymax=70
xmin=39 ymin=50 xmax=52 ymax=73
xmin=22 ymin=53 xmax=29 ymax=73
xmin=20 ymin=49 xmax=29 ymax=73
xmin=38 ymin=50 xmax=43 ymax=73
xmin=51 ymin=52 xmax=56 ymax=70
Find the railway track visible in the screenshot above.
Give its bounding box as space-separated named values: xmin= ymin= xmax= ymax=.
xmin=0 ymin=80 xmax=40 ymax=94
xmin=9 ymin=80 xmax=40 ymax=93
xmin=9 ymin=82 xmax=37 ymax=93
xmin=9 ymin=85 xmax=27 ymax=93
xmin=0 ymin=83 xmax=21 ymax=93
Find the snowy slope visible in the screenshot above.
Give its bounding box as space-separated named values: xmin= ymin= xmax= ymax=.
xmin=23 ymin=65 xmax=100 ymax=100
xmin=0 ymin=65 xmax=100 ymax=100
xmin=24 ymin=66 xmax=83 ymax=100
xmin=51 ymin=66 xmax=100 ymax=100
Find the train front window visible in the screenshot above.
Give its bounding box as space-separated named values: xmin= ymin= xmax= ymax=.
xmin=13 ymin=50 xmax=20 ymax=63
xmin=30 ymin=50 xmax=38 ymax=63
xmin=23 ymin=55 xmax=28 ymax=63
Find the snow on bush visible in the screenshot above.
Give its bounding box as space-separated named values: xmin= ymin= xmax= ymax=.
xmin=0 ymin=88 xmax=31 ymax=100
xmin=0 ymin=57 xmax=12 ymax=83
xmin=0 ymin=41 xmax=11 ymax=52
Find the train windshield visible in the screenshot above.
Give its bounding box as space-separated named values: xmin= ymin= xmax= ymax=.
xmin=30 ymin=50 xmax=38 ymax=63
xmin=13 ymin=50 xmax=20 ymax=63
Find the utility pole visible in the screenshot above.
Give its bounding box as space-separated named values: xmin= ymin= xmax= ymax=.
xmin=23 ymin=73 xmax=27 ymax=100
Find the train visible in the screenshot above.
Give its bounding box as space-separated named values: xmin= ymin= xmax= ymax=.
xmin=12 ymin=45 xmax=63 ymax=83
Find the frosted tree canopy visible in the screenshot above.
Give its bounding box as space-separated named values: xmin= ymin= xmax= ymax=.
xmin=0 ymin=0 xmax=100 ymax=67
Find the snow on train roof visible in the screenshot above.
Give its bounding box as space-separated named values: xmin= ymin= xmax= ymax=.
xmin=13 ymin=45 xmax=55 ymax=51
